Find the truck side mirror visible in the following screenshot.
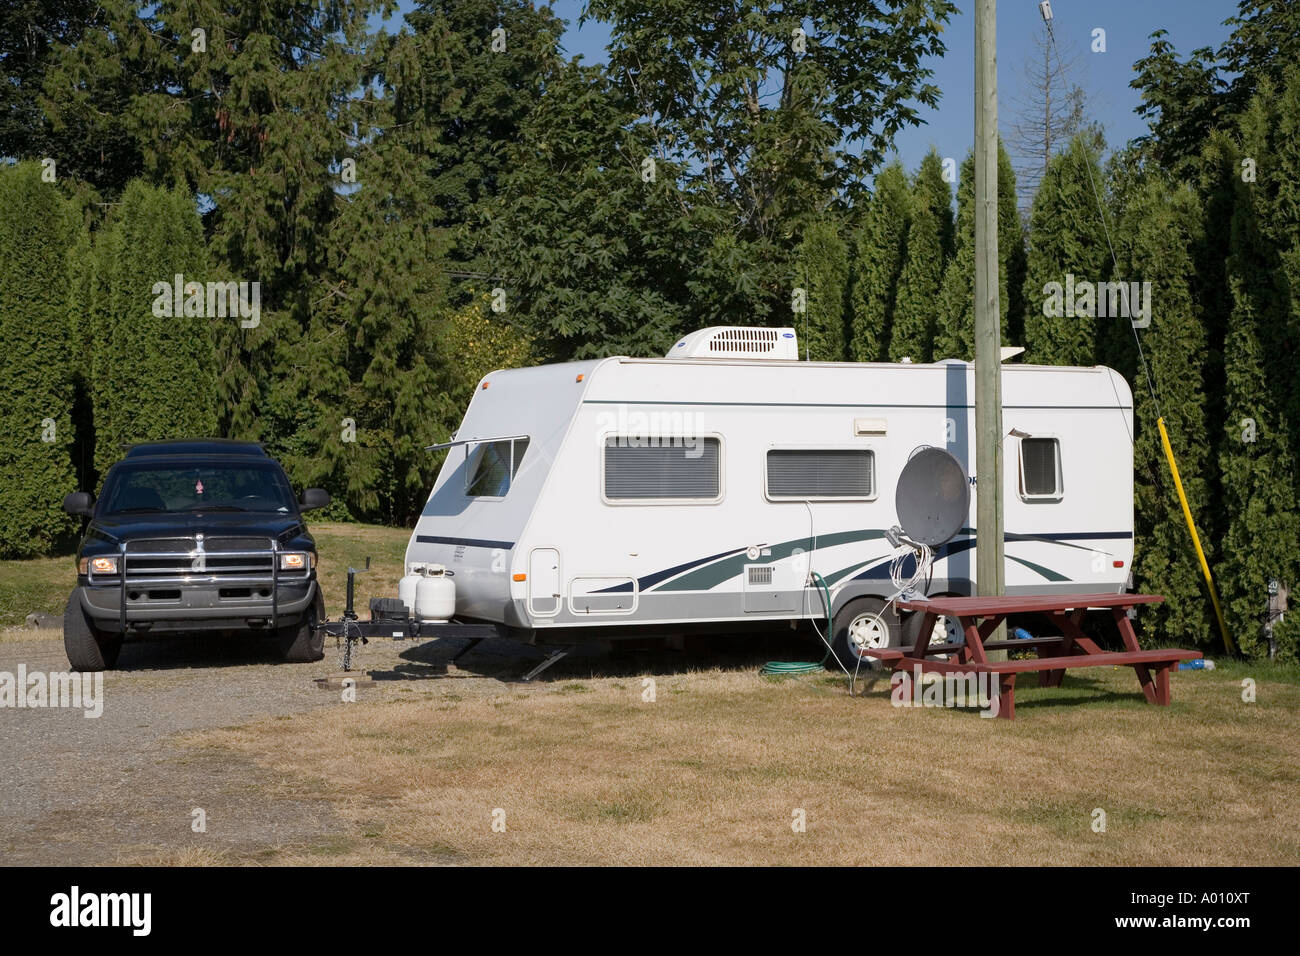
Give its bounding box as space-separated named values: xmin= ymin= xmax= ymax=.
xmin=63 ymin=492 xmax=94 ymax=517
xmin=299 ymin=488 xmax=331 ymax=511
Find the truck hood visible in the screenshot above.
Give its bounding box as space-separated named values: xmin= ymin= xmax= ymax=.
xmin=88 ymin=511 xmax=307 ymax=544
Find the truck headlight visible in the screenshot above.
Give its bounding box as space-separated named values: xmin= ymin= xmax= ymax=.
xmin=85 ymin=556 xmax=118 ymax=575
xmin=279 ymin=552 xmax=309 ymax=571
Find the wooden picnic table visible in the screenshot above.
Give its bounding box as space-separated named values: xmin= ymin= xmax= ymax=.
xmin=865 ymin=593 xmax=1202 ymax=719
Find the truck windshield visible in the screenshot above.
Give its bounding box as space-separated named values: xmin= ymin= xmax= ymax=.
xmin=99 ymin=462 xmax=299 ymax=515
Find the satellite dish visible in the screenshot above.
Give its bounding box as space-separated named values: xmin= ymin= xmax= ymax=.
xmin=895 ymin=447 xmax=970 ymax=546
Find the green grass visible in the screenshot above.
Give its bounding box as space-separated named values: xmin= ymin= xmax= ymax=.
xmin=0 ymin=552 xmax=76 ymax=627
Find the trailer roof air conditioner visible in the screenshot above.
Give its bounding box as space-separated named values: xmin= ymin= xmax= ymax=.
xmin=666 ymin=327 xmax=800 ymax=360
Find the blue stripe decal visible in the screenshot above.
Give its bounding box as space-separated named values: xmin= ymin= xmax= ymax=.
xmin=416 ymin=534 xmax=515 ymax=550
xmin=620 ymin=529 xmax=1132 ymax=591
xmin=593 ymin=546 xmax=751 ymax=592
xmin=582 ymin=400 xmax=1133 ymax=411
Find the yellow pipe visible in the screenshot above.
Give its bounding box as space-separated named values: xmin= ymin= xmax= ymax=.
xmin=1157 ymin=416 xmax=1237 ymax=655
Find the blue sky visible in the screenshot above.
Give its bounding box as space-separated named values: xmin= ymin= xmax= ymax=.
xmin=380 ymin=1 xmax=1241 ymax=171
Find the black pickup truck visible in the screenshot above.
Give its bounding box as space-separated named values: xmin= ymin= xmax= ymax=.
xmin=61 ymin=439 xmax=332 ymax=671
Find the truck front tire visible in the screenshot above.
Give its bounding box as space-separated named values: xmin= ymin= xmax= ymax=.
xmin=63 ymin=591 xmax=122 ymax=671
xmin=279 ymin=590 xmax=325 ymax=663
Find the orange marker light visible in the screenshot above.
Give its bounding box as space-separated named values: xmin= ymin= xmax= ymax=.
xmin=575 ymin=373 xmax=584 ymax=382
xmin=482 ymin=381 xmax=490 ymax=389
xmin=512 ymin=573 xmax=527 ymax=582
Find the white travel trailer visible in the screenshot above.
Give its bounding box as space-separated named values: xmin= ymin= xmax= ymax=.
xmin=405 ymin=327 xmax=1134 ymax=664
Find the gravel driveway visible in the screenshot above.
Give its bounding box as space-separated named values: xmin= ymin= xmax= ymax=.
xmin=0 ymin=628 xmax=603 ymax=865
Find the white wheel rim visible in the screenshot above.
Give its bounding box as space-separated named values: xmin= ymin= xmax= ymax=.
xmin=932 ymin=615 xmax=963 ymax=646
xmin=847 ymin=612 xmax=890 ymax=658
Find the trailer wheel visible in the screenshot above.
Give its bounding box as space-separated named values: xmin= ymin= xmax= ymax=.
xmin=63 ymin=591 xmax=122 ymax=671
xmin=279 ymin=590 xmax=326 ymax=663
xmin=829 ymin=597 xmax=900 ymax=670
xmin=928 ymin=613 xmax=964 ymax=659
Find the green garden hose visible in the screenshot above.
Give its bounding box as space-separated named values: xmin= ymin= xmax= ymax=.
xmin=760 ymin=572 xmax=834 ymax=676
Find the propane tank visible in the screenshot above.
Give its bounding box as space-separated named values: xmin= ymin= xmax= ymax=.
xmin=399 ymin=564 xmax=424 ymax=614
xmin=415 ymin=564 xmax=456 ymax=622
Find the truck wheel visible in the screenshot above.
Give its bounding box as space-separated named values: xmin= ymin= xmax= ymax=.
xmin=63 ymin=591 xmax=122 ymax=671
xmin=829 ymin=597 xmax=900 ymax=671
xmin=279 ymin=591 xmax=325 ymax=663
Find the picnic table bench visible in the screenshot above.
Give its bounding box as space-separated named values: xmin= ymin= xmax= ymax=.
xmin=864 ymin=593 xmax=1202 ymax=719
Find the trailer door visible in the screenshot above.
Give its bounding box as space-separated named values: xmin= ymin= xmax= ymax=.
xmin=528 ymin=548 xmax=561 ymax=617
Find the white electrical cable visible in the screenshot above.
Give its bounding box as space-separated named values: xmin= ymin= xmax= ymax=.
xmin=889 ymin=541 xmax=933 ymax=599
xmin=802 ymin=500 xmax=853 ymax=676
xmin=847 ymin=539 xmax=934 ymax=693
xmin=795 ymin=497 xmax=937 ymax=689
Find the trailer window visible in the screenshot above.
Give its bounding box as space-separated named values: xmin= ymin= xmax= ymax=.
xmin=766 ymin=449 xmax=875 ymax=499
xmin=466 ymin=438 xmax=530 ymax=497
xmin=1019 ymin=438 xmax=1062 ymax=499
xmin=603 ymin=437 xmax=721 ymax=501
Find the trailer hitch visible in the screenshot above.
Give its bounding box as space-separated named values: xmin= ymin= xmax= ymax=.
xmin=314 ymin=555 xmax=508 ymax=676
xmin=318 ymin=556 xmax=371 ymax=671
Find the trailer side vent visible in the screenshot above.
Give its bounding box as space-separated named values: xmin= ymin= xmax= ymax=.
xmin=666 ymin=326 xmax=800 ymax=360
xmin=747 ymin=565 xmax=773 ymax=586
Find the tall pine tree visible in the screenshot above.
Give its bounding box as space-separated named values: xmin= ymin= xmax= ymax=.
xmin=889 ymin=202 xmax=943 ymax=362
xmin=1216 ymin=80 xmax=1300 ymax=659
xmin=92 ymin=181 xmax=217 ymax=475
xmin=1117 ymin=179 xmax=1217 ymax=647
xmin=848 ymin=162 xmax=910 ymax=361
xmin=932 ymin=142 xmax=1026 ymax=360
xmin=915 ymin=148 xmax=956 ymax=262
xmin=794 ymin=220 xmax=850 ymax=361
xmin=0 ymin=163 xmax=80 ymax=557
xmin=1022 ymin=134 xmax=1112 ymax=366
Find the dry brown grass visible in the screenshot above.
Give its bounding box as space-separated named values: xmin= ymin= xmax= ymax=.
xmin=0 ymin=626 xmax=62 ymax=644
xmin=179 ymin=659 xmax=1300 ymax=866
xmin=119 ymin=845 xmax=232 ymax=867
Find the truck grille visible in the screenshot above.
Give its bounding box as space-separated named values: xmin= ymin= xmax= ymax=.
xmin=121 ymin=537 xmax=277 ymax=580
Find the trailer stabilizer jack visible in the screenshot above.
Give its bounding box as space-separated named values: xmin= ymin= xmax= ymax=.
xmin=518 ymin=649 xmax=570 ymax=683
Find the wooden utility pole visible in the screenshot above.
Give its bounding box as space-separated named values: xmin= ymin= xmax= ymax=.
xmin=974 ymin=0 xmax=1006 ymax=645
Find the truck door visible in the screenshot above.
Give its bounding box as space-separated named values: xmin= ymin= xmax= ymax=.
xmin=528 ymin=548 xmax=561 ymax=617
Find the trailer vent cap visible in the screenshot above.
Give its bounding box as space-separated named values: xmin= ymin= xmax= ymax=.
xmin=667 ymin=327 xmax=799 ymax=360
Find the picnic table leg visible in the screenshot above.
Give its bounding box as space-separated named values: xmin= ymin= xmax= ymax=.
xmin=995 ymin=673 xmax=1016 ymax=720
xmin=1111 ymin=608 xmax=1159 ymax=704
xmin=913 ymin=612 xmax=936 ymax=660
xmin=1034 ymin=635 xmax=1054 ymax=687
xmin=1112 ymin=606 xmax=1143 ymax=653
xmin=962 ymin=615 xmax=992 ymax=664
xmin=1133 ymin=663 xmax=1159 ymax=704
xmin=1040 ymin=610 xmax=1094 ymax=688
xmin=1154 ymin=663 xmax=1172 ymax=705
xmin=1040 ymin=612 xmax=1072 ymax=687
